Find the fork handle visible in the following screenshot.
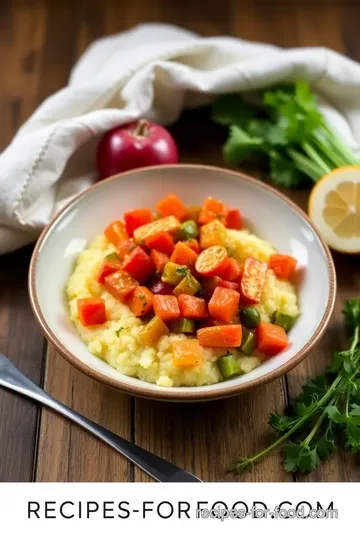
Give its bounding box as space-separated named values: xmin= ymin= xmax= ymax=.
xmin=0 ymin=352 xmax=201 ymax=482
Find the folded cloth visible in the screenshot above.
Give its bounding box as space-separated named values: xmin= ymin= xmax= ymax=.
xmin=2 ymin=22 xmax=360 ymax=255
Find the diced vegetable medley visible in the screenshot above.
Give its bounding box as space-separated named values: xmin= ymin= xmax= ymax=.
xmin=68 ymin=194 xmax=301 ymax=387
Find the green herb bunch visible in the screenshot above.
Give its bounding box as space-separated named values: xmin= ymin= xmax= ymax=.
xmin=212 ymin=81 xmax=359 ymax=188
xmin=229 ymin=299 xmax=360 ymax=474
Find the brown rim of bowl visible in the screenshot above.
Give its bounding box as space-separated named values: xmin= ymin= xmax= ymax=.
xmin=28 ymin=164 xmax=337 ymax=402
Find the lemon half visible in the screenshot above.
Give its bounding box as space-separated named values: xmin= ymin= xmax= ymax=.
xmin=309 ymin=166 xmax=360 ymax=253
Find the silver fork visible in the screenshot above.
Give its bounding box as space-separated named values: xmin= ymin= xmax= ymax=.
xmin=0 ymin=352 xmax=201 ymax=482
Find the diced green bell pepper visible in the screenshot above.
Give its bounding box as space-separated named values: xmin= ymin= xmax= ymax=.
xmin=170 ymin=317 xmax=196 ymax=334
xmin=217 ymin=353 xmax=241 ymax=378
xmin=241 ymin=329 xmax=256 ymax=356
xmin=178 ymin=220 xmax=199 ymax=240
xmin=173 ymin=272 xmax=201 ymax=296
xmin=273 ymin=311 xmax=297 ymax=332
xmin=105 ymin=252 xmax=121 ymax=261
xmin=161 ymin=262 xmax=188 ymax=285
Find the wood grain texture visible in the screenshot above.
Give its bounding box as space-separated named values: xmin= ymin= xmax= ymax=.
xmin=36 ymin=347 xmax=132 ymax=481
xmin=0 ymin=0 xmax=47 ymax=482
xmin=1 ymin=0 xmax=359 ymax=483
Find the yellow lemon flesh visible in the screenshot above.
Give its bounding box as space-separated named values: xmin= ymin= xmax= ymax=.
xmin=309 ymin=166 xmax=360 ymax=253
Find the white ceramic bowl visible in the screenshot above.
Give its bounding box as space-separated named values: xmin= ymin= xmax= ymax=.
xmin=29 ymin=165 xmax=336 ymax=401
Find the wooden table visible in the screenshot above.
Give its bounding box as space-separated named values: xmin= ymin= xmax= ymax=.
xmin=1 ymin=0 xmax=360 ymax=483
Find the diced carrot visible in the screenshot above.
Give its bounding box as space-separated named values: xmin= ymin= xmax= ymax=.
xmin=77 ymin=298 xmax=107 ymax=326
xmin=195 ymin=245 xmax=229 ymax=277
xmin=104 ymin=220 xmax=129 ymax=249
xmin=128 ymin=286 xmax=153 ymax=317
xmin=218 ymin=279 xmax=239 ymax=291
xmin=197 ymin=325 xmax=242 ymax=348
xmin=170 ymin=242 xmax=198 ymax=269
xmin=153 ymin=295 xmax=180 ymax=322
xmin=97 ymin=257 xmax=123 ymax=284
xmin=104 ymin=271 xmax=138 ymax=301
xmin=198 ymin=197 xmax=228 ymax=225
xmin=117 ymin=239 xmax=137 ymax=260
xmin=240 ymin=257 xmax=267 ymax=303
xmin=150 ymin=250 xmax=169 ymax=275
xmin=124 ymin=208 xmax=152 ymax=237
xmin=208 ymin=286 xmax=240 ymax=323
xmin=178 ymin=294 xmax=208 ymax=319
xmin=183 ymin=238 xmax=200 ymax=253
xmin=269 ymin=254 xmax=297 ymax=280
xmin=145 ymin=231 xmax=174 ymax=255
xmin=156 ymin=194 xmax=187 ymax=221
xmin=122 ymin=246 xmax=154 ymax=283
xmin=257 ymin=322 xmax=288 ymax=355
xmin=217 ymin=257 xmax=242 ymax=281
xmin=226 ymin=208 xmax=242 ymax=230
xmin=173 ymin=339 xmax=203 ymax=367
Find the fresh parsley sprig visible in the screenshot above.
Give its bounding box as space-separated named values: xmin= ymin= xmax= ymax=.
xmin=212 ymin=81 xmax=360 ymax=188
xmin=228 ymin=299 xmax=360 ymax=475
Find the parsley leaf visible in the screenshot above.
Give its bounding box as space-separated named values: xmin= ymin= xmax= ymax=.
xmin=213 ymin=80 xmax=360 ymax=188
xmin=175 ymin=266 xmax=188 ymax=277
xmin=283 ymin=442 xmax=320 ymax=473
xmin=228 ymin=297 xmax=360 ymax=477
xmin=343 ymin=299 xmax=360 ymax=335
xmin=269 ymin=412 xmax=297 ymax=432
xmin=115 ymin=327 xmax=127 ymax=337
xmin=315 ymin=424 xmax=336 ymax=461
xmin=223 ymin=125 xmax=264 ymax=165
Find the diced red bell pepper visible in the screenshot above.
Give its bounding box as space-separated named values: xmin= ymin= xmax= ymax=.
xmin=124 ymin=208 xmax=153 ymax=237
xmin=156 ymin=194 xmax=187 ymax=221
xmin=226 ymin=208 xmax=242 ymax=230
xmin=178 ymin=294 xmax=208 ymax=319
xmin=122 ymin=246 xmax=154 ymax=283
xmin=150 ymin=250 xmax=169 ymax=275
xmin=269 ymin=254 xmax=297 ymax=280
xmin=117 ymin=239 xmax=137 ymax=260
xmin=104 ymin=271 xmax=138 ymax=301
xmin=218 ymin=279 xmax=239 ymax=291
xmin=153 ymin=294 xmax=180 ymax=322
xmin=77 ymin=298 xmax=107 ymax=326
xmin=104 ymin=220 xmax=129 ymax=249
xmin=97 ymin=257 xmax=122 ymax=284
xmin=240 ymin=257 xmax=267 ymax=303
xmin=198 ymin=197 xmax=228 ymax=225
xmin=145 ymin=231 xmax=175 ymax=255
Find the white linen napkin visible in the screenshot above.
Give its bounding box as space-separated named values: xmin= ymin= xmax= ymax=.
xmin=2 ymin=22 xmax=360 ymax=255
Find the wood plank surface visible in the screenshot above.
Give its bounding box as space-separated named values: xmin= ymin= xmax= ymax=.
xmin=0 ymin=0 xmax=359 ymax=483
xmin=0 ymin=0 xmax=47 ymax=482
